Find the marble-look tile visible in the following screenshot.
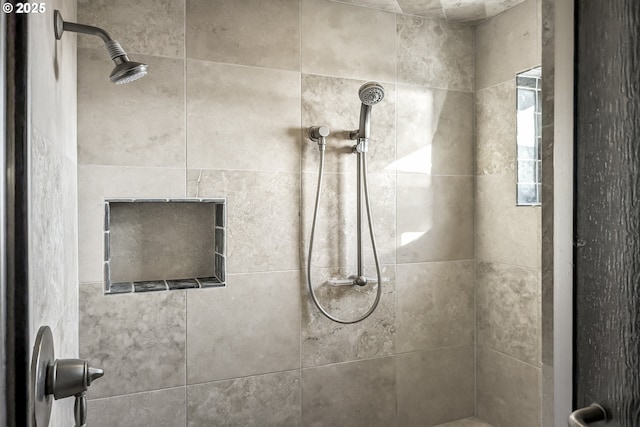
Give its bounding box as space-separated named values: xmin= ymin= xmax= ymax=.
xmin=442 ymin=0 xmax=487 ymax=23
xmin=109 ymin=203 xmax=217 ymax=283
xmin=396 ymin=85 xmax=473 ymax=175
xmin=186 ymin=271 xmax=300 ymax=384
xmin=187 ymin=60 xmax=301 ymax=172
xmin=29 ymin=2 xmax=77 ymax=162
xmin=78 ymin=49 xmax=185 ymax=167
xmin=475 ymin=173 xmax=540 ymax=268
xmin=29 ymin=129 xmax=78 ymax=342
xmin=77 ymin=0 xmax=184 ymax=58
xmin=396 ymin=261 xmax=474 ymax=353
xmin=476 ymin=261 xmax=541 ymax=365
xmin=87 ymin=388 xmax=186 ymax=427
xmin=475 ymin=0 xmax=539 ymax=90
xmin=187 ymin=169 xmax=299 ymax=274
xmin=301 ymin=172 xmax=396 ymax=268
xmin=78 ymin=165 xmax=185 ymax=283
xmin=349 ymin=0 xmax=403 ymax=13
xmin=397 ymin=174 xmax=474 ymax=263
xmin=484 ymin=0 xmax=528 ymax=17
xmin=302 ymin=74 xmax=396 ymax=175
xmin=397 ymin=15 xmax=474 ymax=92
xmin=79 ymin=283 xmax=186 ymax=398
xmin=301 ymin=0 xmax=396 ymax=81
xmin=475 ymin=81 xmax=516 ymax=175
xmin=396 ymin=346 xmax=475 ymax=426
xmin=476 ymin=347 xmax=541 ymax=427
xmin=302 ymin=265 xmax=395 ymax=367
xmin=302 ymin=357 xmax=396 ymax=427
xmin=187 ymin=371 xmax=301 ymax=427
xmin=434 ymin=417 xmax=494 ymax=427
xmin=186 ymin=0 xmax=300 ymax=71
xmin=397 ymin=0 xmax=445 ymax=19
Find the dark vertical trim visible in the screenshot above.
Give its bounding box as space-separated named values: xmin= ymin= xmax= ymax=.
xmin=4 ymin=8 xmax=29 ymax=427
xmin=0 ymin=9 xmax=6 ymax=427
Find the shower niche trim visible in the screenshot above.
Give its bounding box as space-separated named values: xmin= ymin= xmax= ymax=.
xmin=103 ymin=198 xmax=226 ymax=295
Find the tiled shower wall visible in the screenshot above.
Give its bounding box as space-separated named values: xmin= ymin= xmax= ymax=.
xmin=474 ymin=1 xmax=543 ymax=426
xmin=77 ymin=0 xmax=476 ymax=425
xmin=28 ymin=2 xmax=78 ymax=426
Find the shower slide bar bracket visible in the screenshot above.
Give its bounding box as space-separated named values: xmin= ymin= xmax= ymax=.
xmin=349 ymin=130 xmax=369 ymax=153
xmin=326 ymin=276 xmax=389 ymax=287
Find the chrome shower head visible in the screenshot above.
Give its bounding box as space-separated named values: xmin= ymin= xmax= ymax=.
xmin=358 ymin=82 xmax=385 ymax=106
xmin=54 ymin=10 xmax=148 ymax=85
xmin=355 ymin=82 xmax=385 ymax=141
xmin=105 ymin=41 xmax=148 ymax=84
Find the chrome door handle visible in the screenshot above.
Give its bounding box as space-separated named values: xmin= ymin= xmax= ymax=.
xmin=569 ymin=403 xmax=607 ymax=426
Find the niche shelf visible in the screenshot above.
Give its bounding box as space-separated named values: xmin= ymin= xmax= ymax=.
xmin=103 ymin=198 xmax=226 ymax=294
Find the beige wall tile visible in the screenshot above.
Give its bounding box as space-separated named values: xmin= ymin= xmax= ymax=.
xmin=301 ymin=0 xmax=396 ymax=81
xmin=475 ymin=173 xmax=540 ymax=268
xmin=80 ymin=283 xmax=186 ymax=398
xmin=397 ymin=85 xmax=474 ymax=176
xmin=397 ymin=0 xmax=445 ymax=19
xmin=397 ymin=175 xmax=474 ymax=263
xmin=302 ymin=265 xmax=395 ymax=367
xmin=350 ymin=0 xmax=403 ymax=13
xmin=186 ymin=0 xmax=300 ymax=71
xmin=302 ymin=357 xmax=396 ymax=426
xmin=476 ymin=347 xmax=541 ymax=427
xmin=87 ymin=388 xmax=186 ymax=427
xmin=476 ymin=261 xmax=541 ymax=365
xmin=396 ymin=345 xmax=475 ymax=426
xmin=78 ymin=165 xmax=186 ymax=283
xmin=30 ymin=131 xmax=75 ymax=341
xmin=29 ymin=3 xmax=77 ymax=162
xmin=475 ymin=81 xmax=517 ymax=175
xmin=78 ymin=0 xmax=185 ymax=58
xmin=302 ymin=74 xmax=396 ymax=175
xmin=397 ymin=15 xmax=474 ymax=92
xmin=187 ymin=371 xmax=301 ymax=426
xmin=186 ymin=271 xmax=301 ymax=384
xmin=186 ymin=60 xmax=301 ymax=172
xmin=187 ymin=169 xmax=299 ymax=274
xmin=78 ymin=49 xmax=185 ymax=168
xmin=301 ymin=172 xmax=396 ymax=268
xmin=396 ymin=261 xmax=474 ymax=353
xmin=475 ymin=0 xmax=539 ymax=90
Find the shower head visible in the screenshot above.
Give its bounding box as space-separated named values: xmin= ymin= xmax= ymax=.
xmin=54 ymin=10 xmax=148 ymax=85
xmin=358 ymin=82 xmax=385 ymax=106
xmin=355 ymin=82 xmax=385 ymax=141
xmin=106 ymin=41 xmax=148 ymax=84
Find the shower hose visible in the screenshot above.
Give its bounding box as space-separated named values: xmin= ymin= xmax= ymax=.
xmin=306 ymin=136 xmax=383 ymax=324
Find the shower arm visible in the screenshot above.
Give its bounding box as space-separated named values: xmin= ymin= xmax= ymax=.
xmin=54 ymin=11 xmax=113 ymax=43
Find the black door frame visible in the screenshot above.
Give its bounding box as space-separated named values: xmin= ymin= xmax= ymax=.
xmin=2 ymin=8 xmax=30 ymax=427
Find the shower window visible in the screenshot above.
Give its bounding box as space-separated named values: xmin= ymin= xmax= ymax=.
xmin=516 ymin=66 xmax=542 ymax=206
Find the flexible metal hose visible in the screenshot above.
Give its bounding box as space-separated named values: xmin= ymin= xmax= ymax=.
xmin=306 ymin=145 xmax=383 ymax=324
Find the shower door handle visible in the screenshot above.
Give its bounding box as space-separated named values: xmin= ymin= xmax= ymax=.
xmin=568 ymin=403 xmax=607 ymax=426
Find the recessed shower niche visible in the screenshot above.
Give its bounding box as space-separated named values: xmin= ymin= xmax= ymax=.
xmin=103 ymin=199 xmax=226 ymax=294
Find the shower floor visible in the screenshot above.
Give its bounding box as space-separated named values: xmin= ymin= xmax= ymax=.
xmin=434 ymin=417 xmax=494 ymax=427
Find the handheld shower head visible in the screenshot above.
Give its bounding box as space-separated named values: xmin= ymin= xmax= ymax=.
xmin=355 ymin=82 xmax=385 ymax=142
xmin=358 ymin=82 xmax=385 ymax=106
xmin=54 ymin=10 xmax=148 ymax=85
